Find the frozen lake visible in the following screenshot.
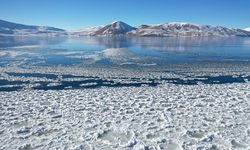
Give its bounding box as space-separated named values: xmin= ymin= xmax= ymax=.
xmin=1 ymin=36 xmax=250 ymax=66
xmin=0 ymin=36 xmax=250 ymax=149
xmin=1 ymin=36 xmax=250 ymax=91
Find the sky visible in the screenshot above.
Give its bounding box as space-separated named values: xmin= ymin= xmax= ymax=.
xmin=0 ymin=0 xmax=249 ymax=30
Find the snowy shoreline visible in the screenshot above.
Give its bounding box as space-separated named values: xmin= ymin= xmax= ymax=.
xmin=0 ymin=63 xmax=250 ymax=149
xmin=1 ymin=83 xmax=250 ymax=149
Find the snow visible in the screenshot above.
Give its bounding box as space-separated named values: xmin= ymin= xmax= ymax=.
xmin=69 ymin=26 xmax=104 ymax=36
xmin=69 ymin=21 xmax=136 ymax=36
xmin=0 ymin=63 xmax=250 ymax=149
xmin=166 ymin=22 xmax=189 ymax=25
xmin=101 ymin=21 xmax=135 ymax=35
xmin=130 ymin=23 xmax=250 ymax=37
xmin=244 ymin=28 xmax=250 ymax=32
xmin=1 ymin=82 xmax=250 ymax=149
xmin=1 ymin=19 xmax=250 ymax=37
xmin=0 ymin=19 xmax=66 ymax=36
xmin=111 ymin=21 xmax=134 ymax=30
xmin=70 ymin=21 xmax=250 ymax=37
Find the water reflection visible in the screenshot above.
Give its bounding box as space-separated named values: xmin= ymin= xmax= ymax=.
xmin=0 ymin=36 xmax=250 ymax=66
xmin=0 ymin=36 xmax=67 ymax=48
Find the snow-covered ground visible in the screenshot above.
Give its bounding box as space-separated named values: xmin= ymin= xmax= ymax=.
xmin=1 ymin=83 xmax=250 ymax=150
xmin=0 ymin=63 xmax=250 ymax=149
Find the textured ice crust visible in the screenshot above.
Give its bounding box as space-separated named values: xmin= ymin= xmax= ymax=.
xmin=0 ymin=64 xmax=250 ymax=149
xmin=1 ymin=84 xmax=250 ymax=149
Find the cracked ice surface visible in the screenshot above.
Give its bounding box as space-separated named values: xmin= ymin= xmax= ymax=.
xmin=0 ymin=83 xmax=250 ymax=149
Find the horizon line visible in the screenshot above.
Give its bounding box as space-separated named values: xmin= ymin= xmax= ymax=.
xmin=0 ymin=19 xmax=248 ymax=31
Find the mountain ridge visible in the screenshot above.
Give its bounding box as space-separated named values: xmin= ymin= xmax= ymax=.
xmin=1 ymin=19 xmax=250 ymax=37
xmin=245 ymin=28 xmax=250 ymax=32
xmin=71 ymin=21 xmax=250 ymax=37
xmin=0 ymin=19 xmax=66 ymax=36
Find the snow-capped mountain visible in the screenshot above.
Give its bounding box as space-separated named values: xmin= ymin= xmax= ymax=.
xmin=1 ymin=19 xmax=250 ymax=37
xmin=69 ymin=26 xmax=104 ymax=36
xmin=0 ymin=19 xmax=66 ymax=36
xmin=72 ymin=21 xmax=250 ymax=37
xmin=71 ymin=21 xmax=136 ymax=36
xmin=245 ymin=28 xmax=250 ymax=32
xmin=128 ymin=22 xmax=250 ymax=37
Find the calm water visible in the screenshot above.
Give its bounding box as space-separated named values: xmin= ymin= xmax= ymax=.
xmin=1 ymin=36 xmax=250 ymax=66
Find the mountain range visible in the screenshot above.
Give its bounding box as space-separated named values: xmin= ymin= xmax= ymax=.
xmin=0 ymin=19 xmax=66 ymax=36
xmin=245 ymin=28 xmax=250 ymax=32
xmin=1 ymin=19 xmax=250 ymax=37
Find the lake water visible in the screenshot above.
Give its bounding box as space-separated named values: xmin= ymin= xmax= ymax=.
xmin=2 ymin=37 xmax=250 ymax=150
xmin=1 ymin=36 xmax=250 ymax=66
xmin=1 ymin=36 xmax=250 ymax=91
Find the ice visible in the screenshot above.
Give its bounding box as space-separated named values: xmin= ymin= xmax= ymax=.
xmin=0 ymin=81 xmax=250 ymax=149
xmin=231 ymin=140 xmax=248 ymax=149
xmin=0 ymin=63 xmax=250 ymax=149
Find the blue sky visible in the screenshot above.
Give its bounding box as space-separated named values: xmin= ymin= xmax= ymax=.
xmin=0 ymin=0 xmax=249 ymax=30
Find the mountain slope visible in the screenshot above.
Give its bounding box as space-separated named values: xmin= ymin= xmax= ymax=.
xmin=69 ymin=26 xmax=104 ymax=36
xmin=71 ymin=21 xmax=136 ymax=36
xmin=94 ymin=21 xmax=136 ymax=35
xmin=0 ymin=19 xmax=66 ymax=36
xmin=128 ymin=22 xmax=250 ymax=37
xmin=72 ymin=21 xmax=250 ymax=37
xmin=1 ymin=19 xmax=250 ymax=37
xmin=245 ymin=28 xmax=250 ymax=32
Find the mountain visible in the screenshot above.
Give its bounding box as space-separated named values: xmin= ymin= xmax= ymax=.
xmin=94 ymin=21 xmax=136 ymax=35
xmin=0 ymin=19 xmax=66 ymax=36
xmin=1 ymin=19 xmax=250 ymax=37
xmin=245 ymin=28 xmax=250 ymax=32
xmin=71 ymin=21 xmax=136 ymax=36
xmin=72 ymin=21 xmax=250 ymax=37
xmin=128 ymin=22 xmax=250 ymax=37
xmin=69 ymin=26 xmax=104 ymax=36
